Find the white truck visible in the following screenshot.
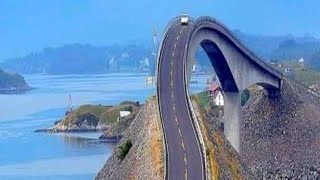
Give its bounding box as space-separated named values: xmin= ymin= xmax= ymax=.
xmin=181 ymin=14 xmax=189 ymax=25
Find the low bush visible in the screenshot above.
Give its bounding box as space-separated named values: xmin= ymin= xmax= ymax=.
xmin=117 ymin=139 xmax=133 ymax=161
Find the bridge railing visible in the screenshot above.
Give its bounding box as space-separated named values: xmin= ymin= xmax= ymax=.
xmin=195 ymin=16 xmax=284 ymax=79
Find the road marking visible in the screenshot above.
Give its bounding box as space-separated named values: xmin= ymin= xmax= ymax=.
xmin=172 ymin=102 xmax=176 ymax=112
xmin=178 ymin=128 xmax=182 ymax=138
xmin=184 ymin=155 xmax=188 ymax=166
xmin=174 ymin=115 xmax=179 ymax=125
xmin=169 ymin=26 xmax=189 ymax=180
xmin=181 ymin=140 xmax=185 ymax=151
xmin=185 ymin=168 xmax=188 ymax=180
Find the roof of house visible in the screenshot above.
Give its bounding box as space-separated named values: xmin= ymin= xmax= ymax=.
xmin=207 ymin=82 xmax=221 ymax=92
xmin=119 ymin=111 xmax=131 ymax=118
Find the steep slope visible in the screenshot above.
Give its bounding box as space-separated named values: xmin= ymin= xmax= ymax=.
xmin=241 ymin=79 xmax=320 ymax=179
xmin=191 ymin=97 xmax=254 ymax=179
xmin=96 ymin=98 xmax=164 ymax=179
xmin=97 ymin=95 xmax=255 ymax=179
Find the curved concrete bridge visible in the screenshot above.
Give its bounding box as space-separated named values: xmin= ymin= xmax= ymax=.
xmin=157 ymin=16 xmax=283 ymax=180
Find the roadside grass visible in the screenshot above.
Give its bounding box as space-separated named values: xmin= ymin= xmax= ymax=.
xmin=118 ymin=139 xmax=133 ymax=161
xmin=293 ymin=68 xmax=320 ymax=86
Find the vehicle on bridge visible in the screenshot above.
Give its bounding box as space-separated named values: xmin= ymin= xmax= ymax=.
xmin=181 ymin=14 xmax=189 ymax=25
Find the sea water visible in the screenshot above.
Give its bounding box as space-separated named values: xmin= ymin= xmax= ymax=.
xmin=0 ymin=73 xmax=207 ymax=180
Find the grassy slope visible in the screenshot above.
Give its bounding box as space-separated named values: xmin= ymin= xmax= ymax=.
xmin=61 ymin=102 xmax=140 ymax=126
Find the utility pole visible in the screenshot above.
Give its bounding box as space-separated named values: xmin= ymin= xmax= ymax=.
xmin=146 ymin=26 xmax=157 ymax=84
xmin=152 ymin=25 xmax=157 ymax=76
xmin=65 ymin=94 xmax=73 ymax=116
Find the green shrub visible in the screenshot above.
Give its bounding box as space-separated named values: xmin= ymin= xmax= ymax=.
xmin=117 ymin=139 xmax=133 ymax=161
xmin=195 ymin=91 xmax=210 ymax=109
xmin=241 ymin=89 xmax=250 ymax=106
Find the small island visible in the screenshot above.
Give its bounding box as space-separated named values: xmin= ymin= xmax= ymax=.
xmin=0 ymin=69 xmax=31 ymax=93
xmin=35 ymin=101 xmax=141 ymax=142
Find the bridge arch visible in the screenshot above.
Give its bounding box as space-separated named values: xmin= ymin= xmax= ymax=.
xmin=184 ymin=17 xmax=283 ymax=152
xmin=187 ymin=17 xmax=282 ymax=93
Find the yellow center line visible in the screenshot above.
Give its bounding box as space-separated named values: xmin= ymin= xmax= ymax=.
xmin=170 ymin=26 xmax=188 ymax=180
xmin=185 ymin=169 xmax=188 ymax=180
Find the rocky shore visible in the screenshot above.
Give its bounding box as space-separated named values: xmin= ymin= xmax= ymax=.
xmin=35 ymin=101 xmax=141 ymax=142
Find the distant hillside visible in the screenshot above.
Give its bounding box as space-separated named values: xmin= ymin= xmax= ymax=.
xmin=1 ymin=31 xmax=320 ymax=74
xmin=236 ymin=31 xmax=320 ymax=68
xmin=0 ymin=44 xmax=154 ymax=74
xmin=0 ymin=69 xmax=30 ymax=91
xmin=196 ymin=30 xmax=320 ymax=71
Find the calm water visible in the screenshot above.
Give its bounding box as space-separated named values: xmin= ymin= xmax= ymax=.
xmin=0 ymin=73 xmax=156 ymax=180
xmin=0 ymin=73 xmax=208 ymax=180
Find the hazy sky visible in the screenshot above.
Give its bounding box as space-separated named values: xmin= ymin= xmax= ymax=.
xmin=0 ymin=0 xmax=319 ymax=60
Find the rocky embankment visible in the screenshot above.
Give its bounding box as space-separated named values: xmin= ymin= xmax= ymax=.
xmin=96 ymin=78 xmax=320 ymax=179
xmin=36 ymin=101 xmax=141 ymax=141
xmin=240 ymin=79 xmax=320 ymax=179
xmin=192 ymin=97 xmax=254 ymax=179
xmin=96 ymin=98 xmax=164 ymax=179
xmin=194 ymin=78 xmax=320 ymax=179
xmin=97 ymin=96 xmax=255 ymax=179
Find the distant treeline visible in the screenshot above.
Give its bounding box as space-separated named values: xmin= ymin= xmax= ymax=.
xmin=1 ymin=30 xmax=320 ymax=74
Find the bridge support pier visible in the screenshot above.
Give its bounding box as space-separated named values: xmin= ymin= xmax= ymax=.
xmin=224 ymin=91 xmax=241 ymax=153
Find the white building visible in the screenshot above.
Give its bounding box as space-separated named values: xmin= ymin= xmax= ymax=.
xmin=207 ymin=82 xmax=224 ymax=106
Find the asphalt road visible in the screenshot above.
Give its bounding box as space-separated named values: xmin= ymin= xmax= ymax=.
xmin=158 ymin=23 xmax=205 ymax=180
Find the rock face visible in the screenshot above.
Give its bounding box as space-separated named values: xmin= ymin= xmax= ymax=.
xmin=241 ymin=79 xmax=320 ymax=179
xmin=96 ymin=98 xmax=164 ymax=180
xmin=35 ymin=112 xmax=104 ymax=133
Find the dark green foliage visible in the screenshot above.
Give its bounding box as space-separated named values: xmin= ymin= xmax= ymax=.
xmin=0 ymin=69 xmax=29 ymax=90
xmin=117 ymin=139 xmax=133 ymax=161
xmin=195 ymin=91 xmax=210 ymax=109
xmin=73 ymin=113 xmax=99 ymax=128
xmin=241 ymin=89 xmax=250 ymax=106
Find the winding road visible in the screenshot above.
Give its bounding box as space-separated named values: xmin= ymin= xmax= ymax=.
xmin=157 ymin=21 xmax=205 ymax=180
xmin=157 ymin=15 xmax=283 ymax=180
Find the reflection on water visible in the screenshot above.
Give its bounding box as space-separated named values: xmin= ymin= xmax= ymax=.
xmin=0 ymin=88 xmax=32 ymax=95
xmin=58 ymin=133 xmax=117 ymax=149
